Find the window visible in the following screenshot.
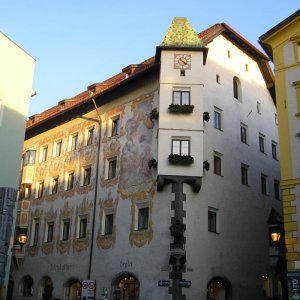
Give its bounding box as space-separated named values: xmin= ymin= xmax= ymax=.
xmin=272 ymin=141 xmax=278 ymax=160
xmin=83 ymin=166 xmax=91 ymax=186
xmin=208 ymin=208 xmax=218 ymax=233
xmin=37 ymin=181 xmax=44 ymax=198
xmin=66 ymin=171 xmax=75 ymax=190
xmin=31 ymin=219 xmax=39 ymax=246
xmin=24 ymin=150 xmax=36 ymax=165
xmin=108 ymin=158 xmax=117 ymax=179
xmin=78 ymin=217 xmax=87 ymax=238
xmin=257 ymin=102 xmax=261 ymax=114
xmin=70 ymin=133 xmax=78 ymax=151
xmin=245 ymin=64 xmax=249 ymax=72
xmin=86 ymin=126 xmax=94 ymax=145
xmin=261 ymin=174 xmax=268 ymax=195
xmin=51 ymin=177 xmax=58 ymax=195
xmin=138 ymin=207 xmax=149 ymax=230
xmin=214 ymin=107 xmax=222 ymax=130
xmin=241 ymin=164 xmax=249 ymax=186
xmin=233 ymin=77 xmax=241 ymax=100
xmin=173 ymin=90 xmax=190 ymax=105
xmin=40 ymin=145 xmax=48 ymax=162
xmin=111 ymin=116 xmax=120 ymax=136
xmin=22 ymin=276 xmax=33 ymax=296
xmin=45 ymin=222 xmax=54 ymax=243
xmin=259 ymin=134 xmax=265 ymax=153
xmin=275 ymin=114 xmax=278 ymax=125
xmin=104 ymin=214 xmax=114 ymax=235
xmin=54 ymin=140 xmax=62 ymax=157
xmin=213 ymin=152 xmax=222 ymax=176
xmin=216 ymin=74 xmax=220 ymax=84
xmin=274 ymin=180 xmax=280 ymax=200
xmin=172 ymin=139 xmax=190 ymax=156
xmin=240 ymin=124 xmax=247 ymax=144
xmin=20 ymin=183 xmax=31 ymax=199
xmin=62 ymin=220 xmax=70 ymax=241
xmin=227 ymin=50 xmax=231 ymax=58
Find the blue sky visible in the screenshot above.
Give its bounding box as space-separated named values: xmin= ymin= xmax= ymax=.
xmin=1 ymin=1 xmax=299 ymax=116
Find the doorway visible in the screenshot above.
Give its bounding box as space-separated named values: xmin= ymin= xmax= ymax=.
xmin=112 ymin=273 xmax=140 ymax=300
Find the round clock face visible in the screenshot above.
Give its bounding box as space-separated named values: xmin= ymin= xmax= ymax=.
xmin=174 ymin=54 xmax=191 ymax=70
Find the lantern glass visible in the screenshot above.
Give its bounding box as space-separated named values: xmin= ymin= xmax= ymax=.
xmin=271 ymin=232 xmax=281 ymax=243
xmin=18 ymin=233 xmax=27 ymax=246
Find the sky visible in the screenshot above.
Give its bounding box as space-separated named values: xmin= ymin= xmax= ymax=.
xmin=1 ymin=1 xmax=299 ymax=117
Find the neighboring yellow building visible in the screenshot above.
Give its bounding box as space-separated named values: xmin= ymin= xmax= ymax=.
xmin=0 ymin=32 xmax=35 ymax=299
xmin=260 ymin=9 xmax=300 ymax=299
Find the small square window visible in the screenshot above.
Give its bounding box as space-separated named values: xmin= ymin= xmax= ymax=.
xmin=70 ymin=133 xmax=78 ymax=151
xmin=214 ymin=108 xmax=222 ymax=130
xmin=83 ymin=166 xmax=91 ymax=186
xmin=78 ymin=217 xmax=87 ymax=239
xmin=138 ymin=207 xmax=149 ymax=230
xmin=241 ymin=124 xmax=247 ymax=144
xmin=208 ymin=209 xmax=218 ymax=233
xmin=104 ymin=214 xmax=114 ymax=235
xmin=214 ymin=152 xmax=222 ymax=176
xmin=54 ymin=140 xmax=62 ymax=157
xmin=274 ymin=180 xmax=280 ymax=200
xmin=66 ymin=171 xmax=75 ymax=190
xmin=272 ymin=141 xmax=278 ymax=160
xmin=86 ymin=126 xmax=94 ymax=145
xmin=241 ymin=164 xmax=249 ymax=186
xmin=45 ymin=222 xmax=54 ymax=243
xmin=37 ymin=181 xmax=44 ymax=198
xmin=261 ymin=174 xmax=268 ymax=195
xmin=259 ymin=134 xmax=265 ymax=153
xmin=111 ymin=116 xmax=120 ymax=136
xmin=180 ymin=70 xmax=185 ymax=76
xmin=173 ymin=90 xmax=190 ymax=105
xmin=108 ymin=158 xmax=117 ymax=180
xmin=51 ymin=177 xmax=59 ymax=195
xmin=62 ymin=220 xmax=70 ymax=241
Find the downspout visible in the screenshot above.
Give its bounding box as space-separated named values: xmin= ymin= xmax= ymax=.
xmin=87 ymin=98 xmax=102 ymax=280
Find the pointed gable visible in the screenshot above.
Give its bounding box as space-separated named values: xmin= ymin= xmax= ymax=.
xmin=160 ymin=17 xmax=204 ymax=48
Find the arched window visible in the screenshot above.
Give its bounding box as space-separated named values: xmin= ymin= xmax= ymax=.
xmin=20 ymin=275 xmax=33 ymax=296
xmin=233 ymin=77 xmax=242 ymax=100
xmin=63 ymin=278 xmax=81 ymax=300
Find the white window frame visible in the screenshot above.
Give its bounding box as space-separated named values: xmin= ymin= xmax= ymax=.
xmin=60 ymin=219 xmax=70 ymax=241
xmin=171 ymin=137 xmax=190 ymax=156
xmin=134 ymin=201 xmax=149 ymax=231
xmin=40 ymin=145 xmax=48 ymax=162
xmin=213 ymin=151 xmax=222 ymax=176
xmin=259 ymin=133 xmax=265 ymax=153
xmin=53 ymin=139 xmax=62 ymax=157
xmin=51 ymin=176 xmax=59 ymax=195
xmin=214 ymin=107 xmax=222 ymax=130
xmin=106 ymin=157 xmax=117 ymax=180
xmin=45 ymin=222 xmax=54 ymax=243
xmin=111 ymin=115 xmax=121 ymax=137
xmin=36 ymin=181 xmax=44 ymax=198
xmin=240 ymin=123 xmax=248 ymax=144
xmin=172 ymin=88 xmax=191 ymax=105
xmin=69 ymin=132 xmax=78 ymax=151
xmin=66 ymin=171 xmax=75 ymax=190
xmin=272 ymin=141 xmax=278 ymax=160
xmin=77 ymin=216 xmax=87 ymax=239
xmin=86 ymin=125 xmax=95 ymax=146
xmin=82 ymin=166 xmax=92 ymax=186
xmin=208 ymin=207 xmax=218 ymax=233
xmin=261 ymin=173 xmax=269 ymax=195
xmin=241 ymin=163 xmax=249 ymax=186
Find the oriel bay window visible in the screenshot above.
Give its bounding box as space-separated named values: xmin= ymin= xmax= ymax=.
xmin=23 ymin=149 xmax=36 ymax=166
xmin=172 ymin=139 xmax=190 ymax=156
xmin=173 ymin=90 xmax=190 ymax=105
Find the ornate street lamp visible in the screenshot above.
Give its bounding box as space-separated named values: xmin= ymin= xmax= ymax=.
xmin=18 ymin=233 xmax=27 ymax=249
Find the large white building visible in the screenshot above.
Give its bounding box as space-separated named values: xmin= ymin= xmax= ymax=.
xmin=12 ymin=18 xmax=284 ymax=300
xmin=0 ymin=32 xmax=35 ymax=299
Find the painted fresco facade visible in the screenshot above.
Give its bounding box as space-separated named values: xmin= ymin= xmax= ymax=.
xmin=12 ymin=18 xmax=284 ymax=300
xmin=260 ymin=10 xmax=300 ymax=300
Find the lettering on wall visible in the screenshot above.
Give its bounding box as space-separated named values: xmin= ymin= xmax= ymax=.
xmin=50 ymin=264 xmax=74 ymax=272
xmin=120 ymin=260 xmax=133 ymax=268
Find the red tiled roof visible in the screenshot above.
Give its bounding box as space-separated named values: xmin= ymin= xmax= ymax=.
xmin=26 ymin=24 xmax=274 ymax=131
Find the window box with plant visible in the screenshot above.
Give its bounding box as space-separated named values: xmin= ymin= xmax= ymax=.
xmin=168 ymin=104 xmax=194 ymax=114
xmin=168 ymin=154 xmax=194 ymax=165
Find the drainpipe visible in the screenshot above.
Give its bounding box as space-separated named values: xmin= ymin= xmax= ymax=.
xmin=87 ymin=98 xmax=102 ymax=280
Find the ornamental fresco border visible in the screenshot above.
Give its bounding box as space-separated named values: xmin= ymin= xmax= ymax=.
xmin=96 ymin=193 xmax=119 ymax=249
